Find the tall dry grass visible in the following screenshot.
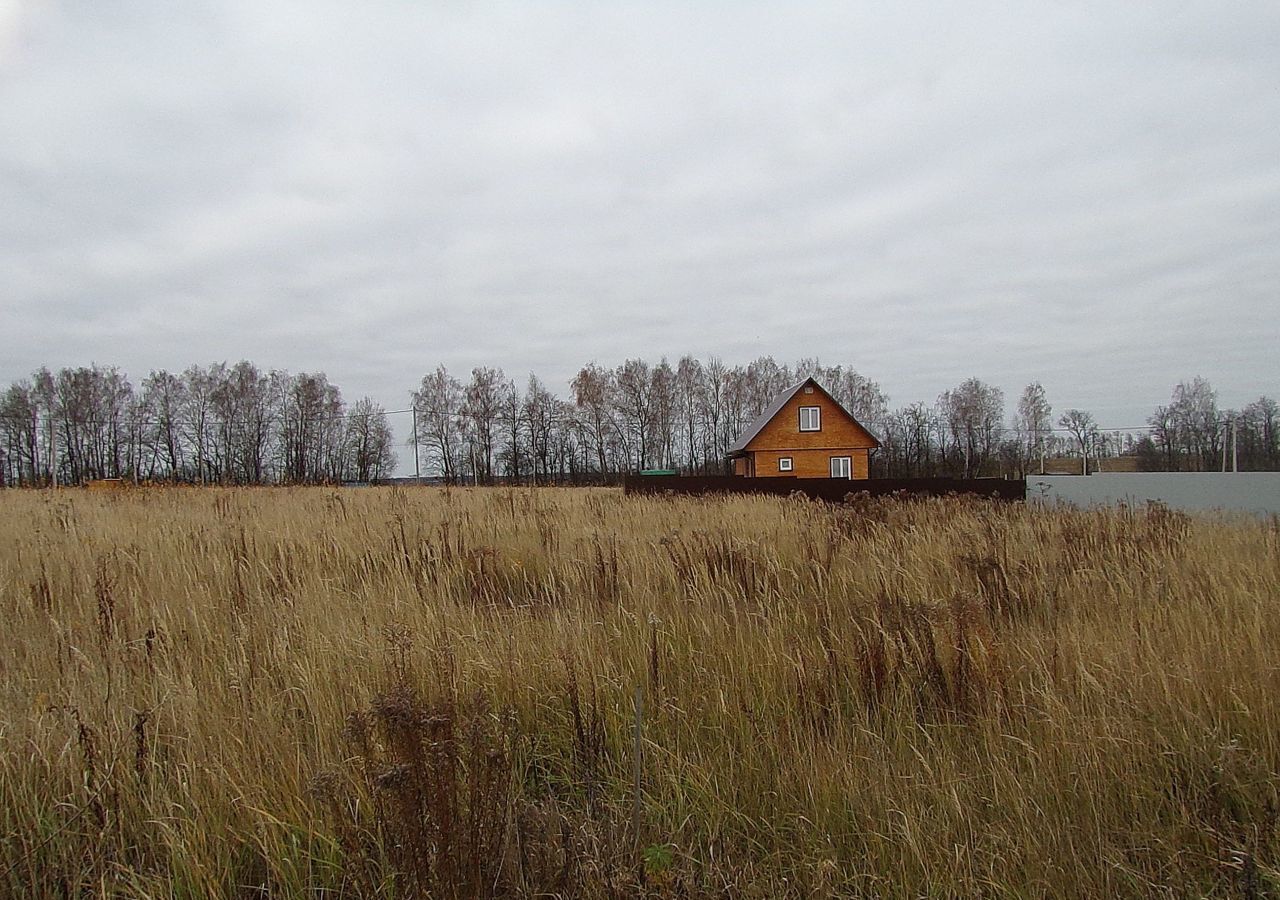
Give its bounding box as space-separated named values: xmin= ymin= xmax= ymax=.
xmin=1 ymin=486 xmax=1278 ymax=897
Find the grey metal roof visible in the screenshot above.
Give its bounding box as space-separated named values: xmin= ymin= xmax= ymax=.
xmin=727 ymin=376 xmax=881 ymax=455
xmin=728 ymin=378 xmax=810 ymax=454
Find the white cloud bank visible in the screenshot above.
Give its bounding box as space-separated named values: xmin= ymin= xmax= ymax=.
xmin=1 ymin=1 xmax=1277 ymax=446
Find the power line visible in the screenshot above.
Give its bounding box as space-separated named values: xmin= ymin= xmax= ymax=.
xmin=0 ymin=406 xmax=415 ymax=429
xmin=0 ymin=408 xmax=1246 ymax=435
xmin=0 ymin=402 xmax=566 ymax=430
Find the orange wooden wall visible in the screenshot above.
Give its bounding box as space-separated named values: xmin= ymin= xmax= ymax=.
xmin=745 ymin=387 xmax=878 ymax=452
xmin=732 ymin=384 xmax=878 ymax=479
xmin=751 ymin=448 xmax=870 ymax=478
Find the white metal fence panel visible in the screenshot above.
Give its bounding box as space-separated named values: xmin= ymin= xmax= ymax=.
xmin=1028 ymin=473 xmax=1280 ymax=516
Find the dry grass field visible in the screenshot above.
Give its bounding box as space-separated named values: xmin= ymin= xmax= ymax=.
xmin=2 ymin=486 xmax=1279 ymax=897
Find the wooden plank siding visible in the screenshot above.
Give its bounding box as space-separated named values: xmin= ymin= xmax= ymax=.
xmin=751 ymin=448 xmax=870 ymax=479
xmin=737 ymin=382 xmax=878 ymax=479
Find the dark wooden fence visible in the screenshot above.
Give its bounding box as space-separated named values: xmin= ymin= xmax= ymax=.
xmin=623 ymin=475 xmax=1025 ymax=502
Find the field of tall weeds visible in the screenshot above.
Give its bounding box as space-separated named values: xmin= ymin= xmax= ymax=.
xmin=1 ymin=486 xmax=1279 ymax=897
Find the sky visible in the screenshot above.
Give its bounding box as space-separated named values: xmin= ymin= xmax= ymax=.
xmin=1 ymin=0 xmax=1277 ymax=460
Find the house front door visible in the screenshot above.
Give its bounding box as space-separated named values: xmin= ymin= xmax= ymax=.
xmin=830 ymin=456 xmax=852 ymax=479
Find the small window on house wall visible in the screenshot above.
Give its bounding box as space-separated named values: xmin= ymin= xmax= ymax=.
xmin=779 ymin=457 xmax=793 ymax=472
xmin=799 ymin=406 xmax=821 ymax=431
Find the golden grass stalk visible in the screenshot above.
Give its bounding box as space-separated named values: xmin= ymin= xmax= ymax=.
xmin=1 ymin=487 xmax=1278 ymax=897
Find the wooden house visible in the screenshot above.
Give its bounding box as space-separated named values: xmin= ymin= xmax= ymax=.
xmin=728 ymin=377 xmax=880 ymax=479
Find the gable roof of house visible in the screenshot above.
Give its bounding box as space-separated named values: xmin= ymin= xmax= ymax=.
xmin=727 ymin=376 xmax=882 ymax=455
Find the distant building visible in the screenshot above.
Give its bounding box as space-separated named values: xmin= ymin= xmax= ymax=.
xmin=1038 ymin=456 xmax=1143 ymax=475
xmin=728 ymin=377 xmax=880 ymax=479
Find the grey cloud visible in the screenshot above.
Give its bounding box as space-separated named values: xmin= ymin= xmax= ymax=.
xmin=2 ymin=0 xmax=1278 ymax=458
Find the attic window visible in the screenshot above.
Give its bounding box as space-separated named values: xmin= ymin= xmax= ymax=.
xmin=804 ymin=386 xmax=814 ymax=394
xmin=799 ymin=406 xmax=821 ymax=432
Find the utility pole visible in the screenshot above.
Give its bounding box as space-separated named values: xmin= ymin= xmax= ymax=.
xmin=411 ymin=405 xmax=421 ymax=485
xmin=1232 ymin=418 xmax=1239 ymax=473
xmin=49 ymin=411 xmax=58 ymax=488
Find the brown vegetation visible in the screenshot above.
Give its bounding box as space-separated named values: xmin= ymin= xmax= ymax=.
xmin=1 ymin=487 xmax=1278 ymax=897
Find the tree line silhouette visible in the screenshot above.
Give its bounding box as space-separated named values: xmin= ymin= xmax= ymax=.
xmin=1 ymin=357 xmax=1275 ymax=486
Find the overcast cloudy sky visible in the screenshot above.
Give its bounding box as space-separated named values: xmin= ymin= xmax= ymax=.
xmin=2 ymin=1 xmax=1277 ymax=448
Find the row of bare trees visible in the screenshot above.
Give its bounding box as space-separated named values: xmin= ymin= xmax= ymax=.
xmin=410 ymin=357 xmax=889 ymax=483
xmin=0 ymin=363 xmax=395 ymax=486
xmin=1141 ymin=377 xmax=1280 ymax=472
xmin=411 ymin=361 xmax=1278 ymax=482
xmin=878 ymin=376 xmax=1279 ymax=477
xmin=3 ymin=357 xmax=1275 ymax=486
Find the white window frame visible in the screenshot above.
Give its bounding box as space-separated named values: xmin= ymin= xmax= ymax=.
xmin=830 ymin=456 xmax=852 ymax=479
xmin=778 ymin=457 xmax=793 ymax=472
xmin=799 ymin=406 xmax=821 ymax=432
